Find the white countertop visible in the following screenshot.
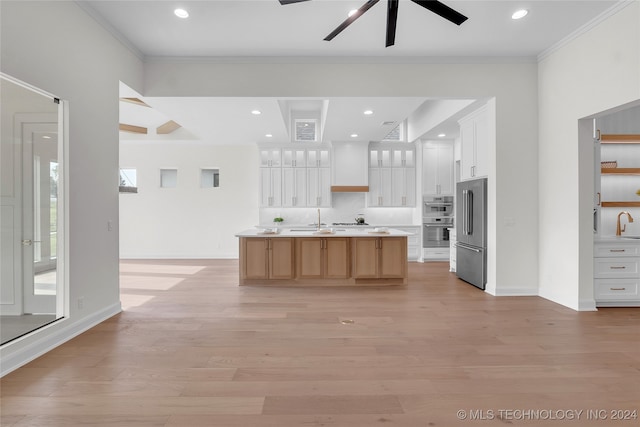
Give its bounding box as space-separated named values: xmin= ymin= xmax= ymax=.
xmin=236 ymin=227 xmax=413 ymax=238
xmin=256 ymin=224 xmax=420 ymax=229
xmin=595 ymin=235 xmax=640 ymax=243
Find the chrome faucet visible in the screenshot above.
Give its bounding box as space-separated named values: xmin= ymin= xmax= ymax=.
xmin=317 ymin=208 xmax=321 ymax=230
xmin=616 ymin=211 xmax=634 ymax=236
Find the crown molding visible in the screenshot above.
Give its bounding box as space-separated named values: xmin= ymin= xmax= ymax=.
xmin=143 ymin=55 xmax=537 ymax=65
xmin=538 ymin=0 xmax=637 ymax=62
xmin=74 ymin=1 xmax=145 ymax=61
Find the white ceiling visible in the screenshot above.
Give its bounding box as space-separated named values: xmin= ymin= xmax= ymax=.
xmin=85 ymin=0 xmax=617 ymax=58
xmin=104 ymin=0 xmax=620 ymax=144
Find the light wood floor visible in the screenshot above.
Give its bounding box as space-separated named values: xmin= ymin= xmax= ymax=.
xmin=1 ymin=260 xmax=639 ymax=427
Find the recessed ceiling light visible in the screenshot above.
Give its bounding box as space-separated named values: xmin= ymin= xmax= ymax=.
xmin=350 ymin=133 xmax=358 ymax=138
xmin=348 ymin=9 xmax=358 ymax=17
xmin=251 ymin=110 xmax=261 ymax=115
xmin=265 ymin=134 xmax=273 ymax=138
xmin=174 ymin=8 xmax=189 ymax=19
xmin=363 ymin=110 xmax=374 ymax=115
xmin=511 ymin=9 xmax=528 ymax=20
xmin=438 ymin=133 xmax=446 ymax=138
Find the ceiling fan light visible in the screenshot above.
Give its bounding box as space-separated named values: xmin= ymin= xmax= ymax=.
xmin=174 ymin=8 xmax=189 ymax=19
xmin=511 ymin=9 xmax=528 ymax=20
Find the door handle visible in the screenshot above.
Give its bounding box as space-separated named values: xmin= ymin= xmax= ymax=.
xmin=462 ymin=190 xmax=467 ymax=235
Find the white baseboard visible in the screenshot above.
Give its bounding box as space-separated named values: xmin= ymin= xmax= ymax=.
xmin=119 ymin=254 xmax=238 ymax=259
xmin=579 ymin=298 xmax=598 ymax=311
xmin=0 ymin=302 xmax=122 ymax=377
xmin=484 ymin=286 xmax=538 ymax=296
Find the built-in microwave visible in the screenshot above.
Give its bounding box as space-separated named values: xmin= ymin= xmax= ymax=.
xmin=423 ymin=195 xmax=453 ymax=217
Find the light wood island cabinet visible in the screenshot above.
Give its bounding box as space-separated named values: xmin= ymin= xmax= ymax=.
xmin=240 ymin=237 xmax=295 ymax=280
xmin=351 ymin=237 xmax=407 ymax=279
xmin=238 ymin=230 xmax=409 ymax=286
xmin=296 ymin=237 xmax=350 ymax=279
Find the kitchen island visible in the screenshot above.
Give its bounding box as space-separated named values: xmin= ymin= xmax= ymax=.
xmin=236 ymin=228 xmax=411 ymax=286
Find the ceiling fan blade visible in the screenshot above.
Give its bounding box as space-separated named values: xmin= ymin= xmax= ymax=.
xmin=278 ymin=0 xmax=311 ymax=4
xmin=386 ymin=0 xmax=399 ymax=47
xmin=324 ymin=0 xmax=380 ymax=41
xmin=410 ymin=0 xmax=468 ymax=25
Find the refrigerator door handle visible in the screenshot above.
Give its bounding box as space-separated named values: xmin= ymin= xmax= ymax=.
xmin=456 ymin=243 xmax=482 ymax=253
xmin=467 ymin=190 xmax=473 ymax=235
xmin=462 ymin=190 xmax=468 ymax=235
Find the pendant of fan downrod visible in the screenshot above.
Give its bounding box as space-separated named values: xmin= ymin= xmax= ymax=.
xmin=279 ymin=0 xmax=468 ymax=48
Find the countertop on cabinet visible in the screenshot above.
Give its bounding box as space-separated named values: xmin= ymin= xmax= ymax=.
xmin=595 ymin=236 xmax=640 ymax=243
xmin=236 ymin=228 xmax=412 ymax=238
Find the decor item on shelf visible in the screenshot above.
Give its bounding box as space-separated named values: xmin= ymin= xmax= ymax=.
xmin=601 ymin=160 xmax=618 ymax=168
xmin=273 ymin=217 xmax=284 ymax=227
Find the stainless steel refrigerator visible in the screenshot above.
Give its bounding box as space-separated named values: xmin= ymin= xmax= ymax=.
xmin=456 ymin=178 xmax=487 ymax=290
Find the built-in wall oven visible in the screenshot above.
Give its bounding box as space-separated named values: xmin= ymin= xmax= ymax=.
xmin=423 ymin=196 xmax=454 ymax=248
xmin=423 ymin=217 xmax=453 ymax=248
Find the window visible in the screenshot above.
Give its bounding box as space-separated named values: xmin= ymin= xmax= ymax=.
xmin=160 ymin=169 xmax=177 ymax=188
xmin=294 ymin=119 xmax=318 ymax=142
xmin=119 ymin=168 xmax=137 ymax=193
xmin=201 ymin=168 xmax=220 ymax=188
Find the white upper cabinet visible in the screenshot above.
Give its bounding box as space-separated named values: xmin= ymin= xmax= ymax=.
xmin=459 ymin=105 xmax=489 ymax=181
xmin=282 ymin=148 xmax=306 ymax=168
xmin=260 ymin=167 xmax=282 ymax=207
xmin=282 ymin=167 xmax=307 ymax=207
xmin=306 ymin=148 xmax=330 ymax=168
xmin=369 ymin=147 xmax=392 ymax=168
xmin=260 ymin=145 xmax=332 ymax=208
xmin=307 ymin=167 xmax=331 ymax=207
xmin=368 ymin=144 xmax=416 ymax=207
xmin=260 ymin=148 xmax=281 ymax=168
xmin=391 ymin=148 xmax=415 ymax=168
xmin=368 ymin=167 xmax=393 ymax=207
xmin=422 ymin=141 xmax=454 ymax=196
xmin=392 ymin=167 xmax=416 ymax=207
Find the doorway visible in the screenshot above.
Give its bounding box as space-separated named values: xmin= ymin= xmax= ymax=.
xmin=0 ymin=75 xmax=66 ymax=345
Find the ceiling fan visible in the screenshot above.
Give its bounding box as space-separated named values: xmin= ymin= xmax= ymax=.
xmin=278 ymin=0 xmax=468 ymax=47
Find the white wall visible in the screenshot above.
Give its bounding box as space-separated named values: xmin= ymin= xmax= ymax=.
xmin=144 ymin=60 xmax=540 ymax=297
xmin=0 ymin=1 xmax=143 ymax=375
xmin=119 ymin=142 xmax=258 ymax=258
xmin=538 ymin=1 xmax=640 ymax=310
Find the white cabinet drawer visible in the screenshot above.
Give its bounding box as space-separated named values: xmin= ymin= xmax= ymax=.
xmin=407 ymin=234 xmax=419 ymax=246
xmin=594 ymin=257 xmax=640 ymax=278
xmin=594 ymin=244 xmax=640 ymax=257
xmin=594 ymin=279 xmax=640 ymax=300
xmin=424 ymin=248 xmax=450 ymax=260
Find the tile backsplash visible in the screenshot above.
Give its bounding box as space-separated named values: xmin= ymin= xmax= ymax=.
xmin=259 ymin=193 xmax=416 ymax=226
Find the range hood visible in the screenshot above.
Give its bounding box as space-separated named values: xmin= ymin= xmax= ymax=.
xmin=331 ymin=142 xmax=369 ymax=192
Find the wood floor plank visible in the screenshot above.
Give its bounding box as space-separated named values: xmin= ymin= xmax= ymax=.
xmin=0 ymin=396 xmax=264 ymax=416
xmin=1 ymin=260 xmax=638 ymax=427
xmin=262 ymin=395 xmax=404 ymax=415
